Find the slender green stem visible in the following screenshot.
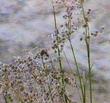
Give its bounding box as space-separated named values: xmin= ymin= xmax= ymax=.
xmin=81 ymin=2 xmax=92 ymax=103
xmin=66 ymin=11 xmax=85 ymax=102
xmin=51 ymin=1 xmax=67 ymax=103
xmin=86 ymin=41 xmax=92 ymax=103
xmin=68 ymin=37 xmax=85 ymax=103
xmin=63 ymin=50 xmax=82 ymax=103
xmin=63 ymin=50 xmax=72 ymax=70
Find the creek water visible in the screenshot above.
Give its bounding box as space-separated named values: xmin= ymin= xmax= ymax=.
xmin=0 ymin=0 xmax=110 ymax=79
xmin=0 ymin=0 xmax=110 ymax=103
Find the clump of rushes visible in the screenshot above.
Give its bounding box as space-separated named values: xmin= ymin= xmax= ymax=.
xmin=53 ymin=0 xmax=86 ymax=103
xmin=79 ymin=1 xmax=104 ymax=103
xmin=52 ymin=0 xmax=103 ymax=103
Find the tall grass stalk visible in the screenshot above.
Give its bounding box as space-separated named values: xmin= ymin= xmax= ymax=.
xmin=64 ymin=6 xmax=86 ymax=103
xmin=63 ymin=50 xmax=83 ymax=102
xmin=80 ymin=1 xmax=93 ymax=103
xmin=63 ymin=50 xmax=72 ymax=71
xmin=53 ymin=0 xmax=88 ymax=102
xmin=51 ymin=1 xmax=68 ymax=103
xmin=67 ymin=20 xmax=86 ymax=103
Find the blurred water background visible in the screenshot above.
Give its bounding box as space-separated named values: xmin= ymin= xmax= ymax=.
xmin=0 ymin=0 xmax=110 ymax=78
xmin=0 ymin=0 xmax=110 ymax=102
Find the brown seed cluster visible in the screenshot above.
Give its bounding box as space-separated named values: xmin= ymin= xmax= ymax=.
xmin=0 ymin=51 xmax=77 ymax=103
